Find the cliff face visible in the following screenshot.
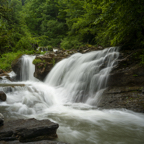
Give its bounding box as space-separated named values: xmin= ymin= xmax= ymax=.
xmin=98 ymin=49 xmax=144 ymax=113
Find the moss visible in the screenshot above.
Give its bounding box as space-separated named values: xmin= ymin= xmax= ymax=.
xmin=0 ymin=52 xmax=24 ymax=71
xmin=12 ymin=54 xmax=23 ymax=66
xmin=33 ymin=59 xmax=46 ymax=65
xmin=50 ymin=58 xmax=55 ymax=66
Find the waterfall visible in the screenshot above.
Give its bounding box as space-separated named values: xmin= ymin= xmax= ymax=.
xmin=1 ymin=47 xmax=144 ymax=144
xmin=45 ymin=47 xmax=119 ymax=105
xmin=20 ymin=55 xmax=38 ymax=81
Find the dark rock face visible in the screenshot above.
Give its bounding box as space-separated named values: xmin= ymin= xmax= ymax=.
xmin=33 ymin=50 xmax=73 ymax=81
xmin=0 ymin=113 xmax=4 ymax=127
xmin=0 ymin=91 xmax=7 ymax=101
xmin=99 ymin=49 xmax=144 ymax=113
xmin=0 ymin=69 xmax=4 ymax=74
xmin=0 ymin=119 xmax=59 ymax=142
xmin=11 ymin=57 xmax=22 ymax=80
xmin=98 ymin=87 xmax=144 ymax=113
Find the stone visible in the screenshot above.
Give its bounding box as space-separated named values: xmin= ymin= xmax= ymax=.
xmin=11 ymin=56 xmax=22 ymax=80
xmin=0 ymin=69 xmax=4 ymax=74
xmin=0 ymin=113 xmax=4 ymax=127
xmin=0 ymin=74 xmax=9 ymax=77
xmin=0 ymin=91 xmax=7 ymax=101
xmin=0 ymin=119 xmax=59 ymax=142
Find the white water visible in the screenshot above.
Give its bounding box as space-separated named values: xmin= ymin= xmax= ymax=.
xmin=20 ymin=55 xmax=38 ymax=81
xmin=0 ymin=48 xmax=144 ymax=144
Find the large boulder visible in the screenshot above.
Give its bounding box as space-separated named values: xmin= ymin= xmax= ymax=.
xmin=0 ymin=91 xmax=7 ymax=101
xmin=0 ymin=113 xmax=4 ymax=127
xmin=0 ymin=119 xmax=59 ymax=142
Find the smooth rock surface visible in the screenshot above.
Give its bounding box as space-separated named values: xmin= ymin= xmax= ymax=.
xmin=0 ymin=91 xmax=7 ymax=101
xmin=0 ymin=119 xmax=59 ymax=142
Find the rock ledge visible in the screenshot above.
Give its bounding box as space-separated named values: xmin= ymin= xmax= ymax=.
xmin=0 ymin=119 xmax=59 ymax=142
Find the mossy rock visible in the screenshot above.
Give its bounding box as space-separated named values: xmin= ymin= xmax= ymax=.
xmin=11 ymin=54 xmax=23 ymax=66
xmin=33 ymin=58 xmax=46 ymax=65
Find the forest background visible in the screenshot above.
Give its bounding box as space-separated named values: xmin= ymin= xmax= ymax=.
xmin=0 ymin=0 xmax=144 ymax=70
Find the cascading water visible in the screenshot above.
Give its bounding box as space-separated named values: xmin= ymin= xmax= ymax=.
xmin=20 ymin=55 xmax=38 ymax=81
xmin=45 ymin=47 xmax=119 ymax=105
xmin=0 ymin=47 xmax=144 ymax=144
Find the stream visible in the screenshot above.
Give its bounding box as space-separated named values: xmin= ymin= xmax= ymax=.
xmin=0 ymin=47 xmax=144 ymax=144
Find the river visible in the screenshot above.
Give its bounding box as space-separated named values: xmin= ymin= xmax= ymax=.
xmin=0 ymin=47 xmax=144 ymax=144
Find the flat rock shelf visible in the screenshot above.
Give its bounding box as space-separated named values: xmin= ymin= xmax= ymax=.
xmin=0 ymin=119 xmax=59 ymax=143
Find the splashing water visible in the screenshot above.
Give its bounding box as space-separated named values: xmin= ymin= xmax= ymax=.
xmin=0 ymin=47 xmax=144 ymax=144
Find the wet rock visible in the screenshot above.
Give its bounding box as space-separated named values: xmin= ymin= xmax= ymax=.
xmin=99 ymin=87 xmax=144 ymax=113
xmin=98 ymin=49 xmax=144 ymax=113
xmin=0 ymin=119 xmax=59 ymax=142
xmin=0 ymin=74 xmax=9 ymax=77
xmin=33 ymin=52 xmax=66 ymax=81
xmin=11 ymin=56 xmax=22 ymax=80
xmin=0 ymin=69 xmax=4 ymax=74
xmin=0 ymin=91 xmax=7 ymax=101
xmin=0 ymin=113 xmax=4 ymax=127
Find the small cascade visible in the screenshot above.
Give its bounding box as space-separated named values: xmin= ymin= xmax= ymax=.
xmin=45 ymin=47 xmax=119 ymax=105
xmin=20 ymin=55 xmax=38 ymax=81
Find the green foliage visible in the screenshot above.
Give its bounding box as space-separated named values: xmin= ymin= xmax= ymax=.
xmin=15 ymin=36 xmax=37 ymax=51
xmin=140 ymin=55 xmax=144 ymax=65
xmin=61 ymin=36 xmax=82 ymax=49
xmin=51 ymin=58 xmax=55 ymax=66
xmin=33 ymin=59 xmax=45 ymax=65
xmin=0 ymin=0 xmax=37 ymax=55
xmin=0 ymin=50 xmax=35 ymax=71
xmin=23 ymin=0 xmax=68 ymax=47
xmin=47 ymin=45 xmax=53 ymax=51
xmin=1 ymin=0 xmax=144 ymax=59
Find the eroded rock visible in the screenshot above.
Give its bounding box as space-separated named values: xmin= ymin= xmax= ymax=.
xmin=0 ymin=119 xmax=59 ymax=142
